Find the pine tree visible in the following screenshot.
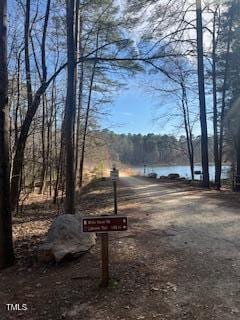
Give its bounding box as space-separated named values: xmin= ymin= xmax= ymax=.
xmin=0 ymin=0 xmax=15 ymax=269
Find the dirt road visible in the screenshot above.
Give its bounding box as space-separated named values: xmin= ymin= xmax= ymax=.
xmin=1 ymin=176 xmax=240 ymax=320
xmin=111 ymin=176 xmax=240 ymax=320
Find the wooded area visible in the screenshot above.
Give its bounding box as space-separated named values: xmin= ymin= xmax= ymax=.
xmin=102 ymin=130 xmax=214 ymax=166
xmin=1 ymin=1 xmax=240 ymax=319
xmin=0 ymin=0 xmax=240 ymax=277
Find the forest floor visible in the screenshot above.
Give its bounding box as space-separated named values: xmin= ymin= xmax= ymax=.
xmin=1 ymin=176 xmax=240 ymax=320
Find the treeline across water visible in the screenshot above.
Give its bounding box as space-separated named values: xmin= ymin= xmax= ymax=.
xmin=101 ymin=130 xmax=214 ymax=166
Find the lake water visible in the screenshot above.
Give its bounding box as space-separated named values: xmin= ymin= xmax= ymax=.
xmin=132 ymin=164 xmax=230 ymax=181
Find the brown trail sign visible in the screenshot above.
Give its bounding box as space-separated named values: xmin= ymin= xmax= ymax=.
xmin=82 ymin=215 xmax=128 ymax=287
xmin=82 ymin=216 xmax=127 ymax=233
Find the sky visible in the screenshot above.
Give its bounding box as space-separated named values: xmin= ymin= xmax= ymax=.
xmin=100 ymin=77 xmax=189 ymax=136
xmin=8 ymin=0 xmax=214 ymax=137
xmin=100 ymin=83 xmax=162 ymax=135
xmin=100 ymin=0 xmax=215 ymax=136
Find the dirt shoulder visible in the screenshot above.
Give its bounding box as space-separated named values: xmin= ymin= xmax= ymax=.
xmin=0 ymin=177 xmax=240 ymax=320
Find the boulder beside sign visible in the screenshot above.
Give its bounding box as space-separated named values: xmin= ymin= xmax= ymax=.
xmin=82 ymin=216 xmax=127 ymax=233
xmin=38 ymin=214 xmax=96 ymax=263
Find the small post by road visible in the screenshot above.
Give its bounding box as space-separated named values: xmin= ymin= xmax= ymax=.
xmin=100 ymin=232 xmax=109 ymax=287
xmin=110 ymin=165 xmax=119 ymax=215
xmin=113 ymin=178 xmax=117 ymax=215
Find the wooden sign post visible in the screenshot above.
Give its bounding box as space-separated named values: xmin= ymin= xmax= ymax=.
xmin=82 ymin=216 xmax=128 ymax=287
xmin=101 ymin=233 xmax=109 ymax=287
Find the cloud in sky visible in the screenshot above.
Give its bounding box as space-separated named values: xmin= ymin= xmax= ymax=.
xmin=120 ymin=112 xmax=133 ymax=116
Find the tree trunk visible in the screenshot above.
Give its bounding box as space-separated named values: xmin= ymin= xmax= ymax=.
xmin=48 ymin=84 xmax=55 ymax=197
xmin=78 ymin=60 xmax=97 ymax=188
xmin=217 ymin=12 xmax=233 ymax=191
xmin=31 ymin=124 xmax=35 ymax=192
xmin=235 ymin=139 xmax=240 ymax=191
xmin=53 ymin=141 xmax=63 ymax=204
xmin=75 ymin=12 xmax=83 ymax=183
xmin=75 ymin=60 xmax=83 ymax=183
xmin=196 ymin=0 xmax=209 ymax=187
xmin=65 ymin=0 xmax=76 ymax=214
xmin=212 ymin=9 xmax=221 ymax=190
xmin=39 ymin=96 xmax=47 ymax=194
xmin=0 ymin=0 xmax=15 ymax=269
xmin=180 ymin=81 xmax=194 ymax=181
xmin=78 ymin=28 xmax=99 ymax=188
xmin=38 ymin=0 xmax=51 ymax=194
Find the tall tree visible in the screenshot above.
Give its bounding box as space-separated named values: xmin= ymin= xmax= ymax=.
xmin=65 ymin=0 xmax=76 ymax=214
xmin=217 ymin=2 xmax=234 ymax=189
xmin=196 ymin=0 xmax=209 ymax=187
xmin=78 ymin=29 xmax=99 ymax=188
xmin=39 ymin=0 xmax=52 ymax=194
xmin=220 ymin=0 xmax=240 ymax=189
xmin=0 ymin=0 xmax=15 ymax=269
xmin=208 ymin=5 xmax=221 ymax=189
xmin=179 ymin=76 xmax=194 ymax=180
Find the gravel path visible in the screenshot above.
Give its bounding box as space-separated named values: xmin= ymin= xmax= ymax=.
xmin=115 ymin=176 xmax=240 ymax=320
xmin=1 ymin=176 xmax=240 ymax=320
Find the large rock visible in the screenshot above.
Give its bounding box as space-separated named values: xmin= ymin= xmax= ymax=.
xmin=38 ymin=214 xmax=96 ymax=263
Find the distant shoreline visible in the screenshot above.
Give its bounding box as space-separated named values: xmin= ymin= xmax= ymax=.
xmin=129 ymin=163 xmax=231 ymax=181
xmin=129 ymin=162 xmax=230 ymax=168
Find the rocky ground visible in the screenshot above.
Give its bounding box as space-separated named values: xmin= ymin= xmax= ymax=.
xmin=0 ymin=176 xmax=240 ymax=320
